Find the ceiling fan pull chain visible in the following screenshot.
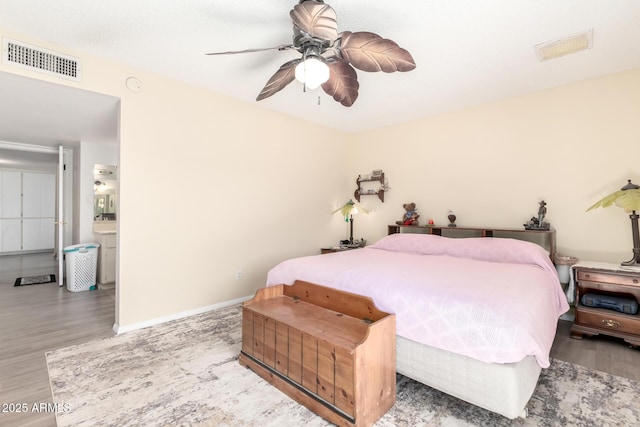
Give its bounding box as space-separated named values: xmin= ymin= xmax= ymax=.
xmin=301 ymin=48 xmax=308 ymax=92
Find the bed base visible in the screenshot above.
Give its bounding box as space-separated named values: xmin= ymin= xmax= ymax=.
xmin=396 ymin=336 xmax=541 ymax=419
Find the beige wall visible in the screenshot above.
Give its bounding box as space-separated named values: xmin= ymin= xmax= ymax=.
xmin=117 ymin=78 xmax=352 ymax=326
xmin=0 ymin=28 xmax=352 ymax=328
xmin=349 ymin=68 xmax=640 ymax=264
xmin=3 ymin=27 xmax=639 ymax=330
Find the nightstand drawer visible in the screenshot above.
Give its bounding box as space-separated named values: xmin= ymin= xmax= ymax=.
xmin=577 ymin=271 xmax=640 ymax=287
xmin=577 ymin=307 xmax=640 ymax=336
xmin=578 ymin=280 xmax=638 ymax=295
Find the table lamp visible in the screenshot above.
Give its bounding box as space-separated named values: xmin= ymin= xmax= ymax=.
xmin=332 ymin=199 xmax=369 ymax=246
xmin=587 ymin=179 xmax=640 ymax=266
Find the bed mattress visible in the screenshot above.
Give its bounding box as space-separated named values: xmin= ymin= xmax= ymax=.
xmin=396 ymin=335 xmax=540 ymax=419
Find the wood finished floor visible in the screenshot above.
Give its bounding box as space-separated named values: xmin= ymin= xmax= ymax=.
xmin=1 ymin=254 xmax=639 ymax=426
xmin=0 ymin=253 xmax=115 ymax=427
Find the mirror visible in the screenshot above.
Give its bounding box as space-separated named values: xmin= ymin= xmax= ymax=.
xmin=94 ymin=164 xmax=117 ymax=221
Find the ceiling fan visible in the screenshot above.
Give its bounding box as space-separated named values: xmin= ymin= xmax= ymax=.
xmin=206 ymin=0 xmax=416 ymax=107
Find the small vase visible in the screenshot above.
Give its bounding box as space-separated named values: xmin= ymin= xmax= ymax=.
xmin=447 ymin=211 xmax=457 ymax=227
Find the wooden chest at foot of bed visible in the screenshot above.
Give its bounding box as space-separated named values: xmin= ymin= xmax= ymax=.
xmin=239 ymin=280 xmax=396 ymax=427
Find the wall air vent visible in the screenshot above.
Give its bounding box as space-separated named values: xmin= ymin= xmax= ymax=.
xmin=535 ymin=29 xmax=593 ymax=62
xmin=2 ymin=38 xmax=81 ymax=81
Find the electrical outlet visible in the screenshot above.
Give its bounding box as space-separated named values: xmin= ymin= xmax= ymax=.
xmin=235 ymin=270 xmax=242 ymax=280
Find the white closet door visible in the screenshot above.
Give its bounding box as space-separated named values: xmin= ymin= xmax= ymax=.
xmin=23 ymin=173 xmax=42 ymax=218
xmin=22 ymin=218 xmax=53 ymax=250
xmin=40 ymin=217 xmax=55 ymax=249
xmin=21 ymin=173 xmax=55 ymax=250
xmin=41 ymin=174 xmax=56 ymax=217
xmin=1 ymin=219 xmax=21 ymax=252
xmin=41 ymin=174 xmax=56 ymax=249
xmin=1 ymin=171 xmax=22 ymax=252
xmin=1 ymin=171 xmax=21 ymax=218
xmin=23 ymin=172 xmax=55 ymax=217
xmin=22 ymin=218 xmax=40 ymax=250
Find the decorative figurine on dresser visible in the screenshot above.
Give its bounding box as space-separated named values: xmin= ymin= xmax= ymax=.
xmin=524 ymin=200 xmax=550 ymax=230
xmin=396 ymin=202 xmax=420 ymax=226
xmin=447 ymin=210 xmax=457 ymax=227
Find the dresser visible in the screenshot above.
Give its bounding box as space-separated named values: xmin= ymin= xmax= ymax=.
xmin=570 ymin=262 xmax=640 ymax=347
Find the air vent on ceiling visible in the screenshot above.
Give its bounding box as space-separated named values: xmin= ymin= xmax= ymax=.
xmin=2 ymin=38 xmax=81 ymax=81
xmin=535 ymin=29 xmax=593 ymax=62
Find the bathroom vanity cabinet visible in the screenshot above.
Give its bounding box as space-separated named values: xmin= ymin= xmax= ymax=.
xmin=94 ymin=230 xmax=116 ymax=286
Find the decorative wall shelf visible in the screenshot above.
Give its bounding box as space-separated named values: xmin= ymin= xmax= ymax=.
xmin=354 ymin=171 xmax=385 ymax=202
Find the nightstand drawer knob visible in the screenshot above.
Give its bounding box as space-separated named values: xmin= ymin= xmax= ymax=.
xmin=601 ymin=319 xmax=620 ymax=329
xmin=634 ymin=279 xmax=638 ymax=284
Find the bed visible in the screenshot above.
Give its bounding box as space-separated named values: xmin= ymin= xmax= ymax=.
xmin=266 ymin=232 xmax=569 ymax=419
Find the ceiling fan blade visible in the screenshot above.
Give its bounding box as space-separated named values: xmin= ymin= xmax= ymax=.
xmin=290 ymin=0 xmax=338 ymax=42
xmin=206 ymin=44 xmax=295 ymax=56
xmin=256 ymin=59 xmax=301 ymax=102
xmin=338 ymin=31 xmax=416 ymax=73
xmin=321 ymin=60 xmax=359 ymax=107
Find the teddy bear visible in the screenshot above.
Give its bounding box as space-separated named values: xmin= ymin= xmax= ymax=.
xmin=396 ymin=202 xmax=420 ymax=226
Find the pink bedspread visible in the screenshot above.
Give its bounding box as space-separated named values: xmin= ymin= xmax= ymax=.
xmin=266 ymin=234 xmax=569 ymax=368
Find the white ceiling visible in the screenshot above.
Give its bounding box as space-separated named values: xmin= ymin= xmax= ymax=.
xmin=0 ymin=0 xmax=639 ymax=135
xmin=0 ymin=72 xmax=120 ymax=146
xmin=0 ymin=71 xmax=119 ymax=166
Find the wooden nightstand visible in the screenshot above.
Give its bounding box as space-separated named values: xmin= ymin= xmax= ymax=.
xmin=570 ymin=262 xmax=640 ymax=347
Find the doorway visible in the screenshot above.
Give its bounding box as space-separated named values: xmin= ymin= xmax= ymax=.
xmin=0 ymin=71 xmax=120 ymax=328
xmin=0 ymin=143 xmax=72 ymax=281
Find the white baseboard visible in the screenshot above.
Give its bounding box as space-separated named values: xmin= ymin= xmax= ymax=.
xmin=112 ymin=295 xmax=253 ymax=334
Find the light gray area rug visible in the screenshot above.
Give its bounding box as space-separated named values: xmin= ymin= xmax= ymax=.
xmin=46 ymin=305 xmax=639 ymax=427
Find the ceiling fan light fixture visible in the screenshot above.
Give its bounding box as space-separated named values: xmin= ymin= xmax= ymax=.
xmin=294 ymin=56 xmax=329 ymax=89
xmin=213 ymin=0 xmax=416 ymax=106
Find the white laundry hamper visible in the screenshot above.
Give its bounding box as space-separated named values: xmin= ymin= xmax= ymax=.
xmin=64 ymin=243 xmax=100 ymax=292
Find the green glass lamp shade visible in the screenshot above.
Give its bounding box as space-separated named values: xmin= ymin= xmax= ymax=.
xmin=587 ymin=180 xmax=640 ymax=266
